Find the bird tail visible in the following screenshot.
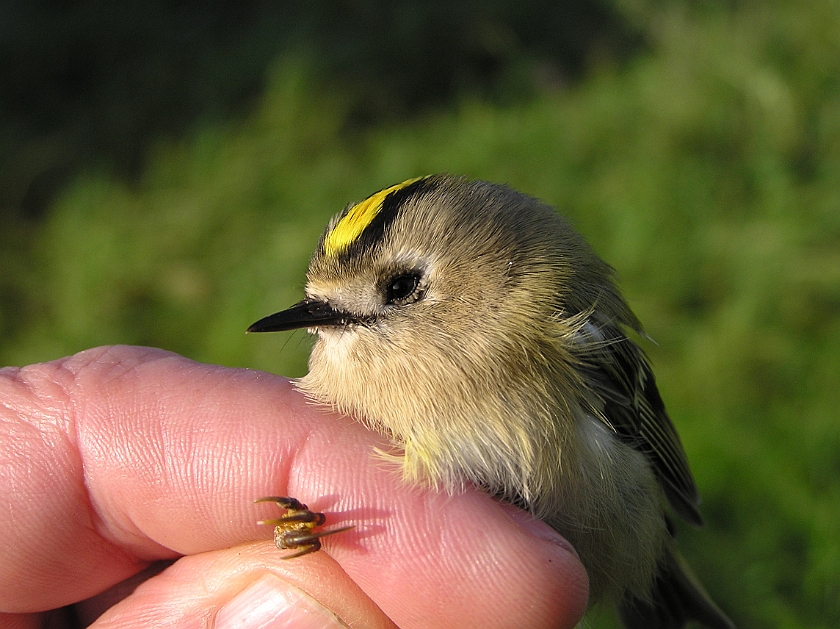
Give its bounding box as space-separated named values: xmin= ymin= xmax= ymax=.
xmin=618 ymin=546 xmax=736 ymax=629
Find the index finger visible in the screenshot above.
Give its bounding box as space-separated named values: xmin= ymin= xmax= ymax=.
xmin=0 ymin=345 xmax=588 ymax=628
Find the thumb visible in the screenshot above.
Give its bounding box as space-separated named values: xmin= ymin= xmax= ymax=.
xmin=84 ymin=542 xmax=396 ymax=629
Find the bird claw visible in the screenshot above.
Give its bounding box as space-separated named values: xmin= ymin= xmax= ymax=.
xmin=255 ymin=496 xmax=352 ymax=558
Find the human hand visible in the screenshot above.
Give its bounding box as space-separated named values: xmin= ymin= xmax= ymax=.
xmin=0 ymin=345 xmax=588 ymax=629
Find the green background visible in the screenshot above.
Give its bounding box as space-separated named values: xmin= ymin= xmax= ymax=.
xmin=2 ymin=1 xmax=838 ymax=627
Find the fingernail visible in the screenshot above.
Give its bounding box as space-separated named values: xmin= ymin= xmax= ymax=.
xmin=500 ymin=503 xmax=580 ymax=559
xmin=215 ymin=575 xmax=348 ymax=629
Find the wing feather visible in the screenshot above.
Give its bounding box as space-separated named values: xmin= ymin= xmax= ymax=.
xmin=574 ymin=316 xmax=704 ymax=527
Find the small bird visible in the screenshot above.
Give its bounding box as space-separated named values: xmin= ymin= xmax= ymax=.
xmin=248 ymin=175 xmax=735 ymax=629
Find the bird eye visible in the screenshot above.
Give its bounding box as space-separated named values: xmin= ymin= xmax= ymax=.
xmin=385 ymin=273 xmax=421 ymax=305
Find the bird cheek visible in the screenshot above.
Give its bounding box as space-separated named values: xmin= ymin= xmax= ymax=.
xmin=314 ymin=327 xmax=358 ymax=362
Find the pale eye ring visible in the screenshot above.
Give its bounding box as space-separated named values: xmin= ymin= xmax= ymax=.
xmin=385 ymin=272 xmax=422 ymax=305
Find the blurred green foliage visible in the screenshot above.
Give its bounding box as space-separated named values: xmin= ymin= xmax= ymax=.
xmin=1 ymin=1 xmax=839 ymax=627
xmin=0 ymin=0 xmax=637 ymax=216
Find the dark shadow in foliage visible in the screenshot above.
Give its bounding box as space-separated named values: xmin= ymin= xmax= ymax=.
xmin=0 ymin=0 xmax=643 ymax=223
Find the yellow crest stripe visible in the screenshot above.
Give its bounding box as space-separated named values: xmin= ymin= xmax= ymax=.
xmin=324 ymin=177 xmax=423 ymax=257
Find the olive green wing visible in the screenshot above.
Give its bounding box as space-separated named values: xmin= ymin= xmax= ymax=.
xmin=575 ymin=316 xmax=704 ymax=527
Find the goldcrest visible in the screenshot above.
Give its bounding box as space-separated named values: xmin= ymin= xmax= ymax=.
xmin=249 ymin=175 xmax=735 ymax=629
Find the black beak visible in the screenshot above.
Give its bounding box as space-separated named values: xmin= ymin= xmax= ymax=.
xmin=247 ymin=299 xmax=352 ymax=333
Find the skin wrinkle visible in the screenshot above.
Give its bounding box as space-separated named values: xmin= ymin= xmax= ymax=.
xmin=9 ymin=359 xmax=87 ymax=518
xmin=1 ymin=360 xmax=144 ymax=612
xmin=68 ymin=346 xmax=178 ymax=547
xmin=85 ymin=359 xmax=216 ymax=551
xmin=71 ymin=354 xmax=166 ymax=543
